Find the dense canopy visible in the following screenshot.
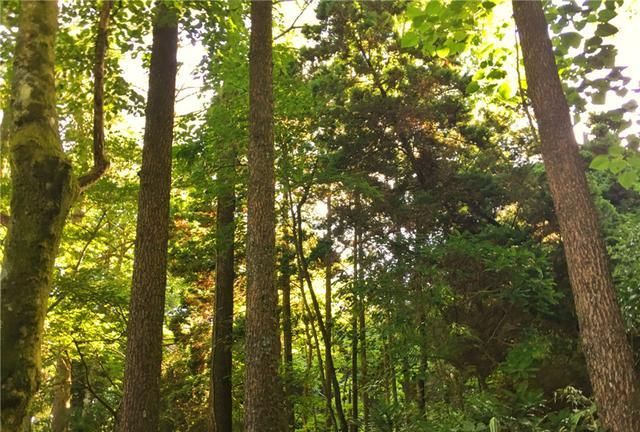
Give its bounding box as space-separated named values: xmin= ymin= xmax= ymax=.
xmin=1 ymin=1 xmax=639 ymax=431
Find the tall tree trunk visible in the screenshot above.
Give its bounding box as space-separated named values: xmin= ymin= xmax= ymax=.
xmin=513 ymin=1 xmax=640 ymax=430
xmin=280 ymin=238 xmax=295 ymax=432
xmin=351 ymin=220 xmax=360 ymax=432
xmin=210 ymin=145 xmax=237 ymax=432
xmin=244 ymin=2 xmax=283 ymax=431
xmin=0 ymin=3 xmax=78 ymax=429
xmin=118 ymin=3 xmax=178 ymax=431
xmin=289 ymin=198 xmax=348 ymax=432
xmin=325 ymin=191 xmax=333 ymax=429
xmin=358 ymin=230 xmax=369 ymax=431
xmin=51 ymin=353 xmax=72 ymax=432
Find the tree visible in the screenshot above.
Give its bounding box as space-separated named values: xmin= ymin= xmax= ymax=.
xmin=512 ymin=1 xmax=640 ymax=430
xmin=117 ymin=2 xmax=178 ymax=431
xmin=210 ymin=140 xmax=236 ymax=432
xmin=1 ymin=1 xmax=113 ymax=429
xmin=243 ymin=1 xmax=284 ymax=431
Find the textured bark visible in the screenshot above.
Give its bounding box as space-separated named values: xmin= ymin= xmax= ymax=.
xmin=117 ymin=3 xmax=178 ymax=431
xmin=1 ymin=3 xmax=79 ymax=430
xmin=210 ymin=145 xmax=236 ymax=432
xmin=51 ymin=353 xmax=72 ymax=432
xmin=513 ymin=2 xmax=640 ymax=430
xmin=280 ymin=238 xmax=295 ymax=432
xmin=244 ymin=2 xmax=284 ymax=431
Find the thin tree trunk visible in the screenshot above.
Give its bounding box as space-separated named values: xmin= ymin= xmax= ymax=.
xmin=325 ymin=191 xmax=334 ymax=429
xmin=513 ymin=1 xmax=640 ymax=430
xmin=244 ymin=1 xmax=283 ymax=431
xmin=358 ymin=230 xmax=369 ymax=432
xmin=289 ymin=198 xmax=348 ymax=432
xmin=118 ymin=3 xmax=178 ymax=431
xmin=280 ymin=239 xmax=295 ymax=432
xmin=210 ymin=144 xmax=237 ymax=432
xmin=351 ymin=220 xmax=359 ymax=432
xmin=0 ymin=3 xmax=78 ymax=429
xmin=299 ymin=278 xmax=337 ymax=432
xmin=51 ymin=353 xmax=72 ymax=432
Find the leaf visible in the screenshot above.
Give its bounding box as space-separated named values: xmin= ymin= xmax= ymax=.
xmin=482 ymin=1 xmax=496 ymax=9
xmin=618 ymin=170 xmax=638 ymax=189
xmin=406 ymin=3 xmax=425 ymax=19
xmin=436 ymin=46 xmax=450 ymax=58
xmin=466 ymin=80 xmax=480 ymax=94
xmin=595 ymin=23 xmax=618 ymax=37
xmin=628 ymin=155 xmax=640 ymax=169
xmin=608 ymin=145 xmax=623 ymax=156
xmin=592 ymin=91 xmax=606 ymax=105
xmin=560 ymin=32 xmax=582 ymax=49
xmin=598 ymin=9 xmax=617 ymax=22
xmin=498 ymin=82 xmax=512 ymax=99
xmin=590 ymin=155 xmax=610 ymax=170
xmin=622 ymin=100 xmax=639 ymax=111
xmin=610 ymin=158 xmax=626 ymax=174
xmin=425 ymin=1 xmax=443 ymax=16
xmin=401 ymin=31 xmax=419 ymax=48
xmin=489 ymin=417 xmax=500 ymax=432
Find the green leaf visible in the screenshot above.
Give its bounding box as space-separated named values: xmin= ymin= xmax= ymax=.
xmin=598 ymin=9 xmax=617 ymax=22
xmin=482 ymin=1 xmax=496 ymax=10
xmin=595 ymin=23 xmax=618 ymax=37
xmin=628 ymin=155 xmax=640 ymax=169
xmin=489 ymin=417 xmax=500 ymax=432
xmin=406 ymin=3 xmax=425 ymax=19
xmin=592 ymin=91 xmax=606 ymax=105
xmin=497 ymin=81 xmax=512 ymax=99
xmin=622 ymin=100 xmax=639 ymax=111
xmin=401 ymin=31 xmax=419 ymax=48
xmin=466 ymin=80 xmax=480 ymax=94
xmin=560 ymin=32 xmax=582 ymax=49
xmin=608 ymin=145 xmax=623 ymax=156
xmin=618 ymin=170 xmax=638 ymax=189
xmin=610 ymin=158 xmax=626 ymax=174
xmin=590 ymin=155 xmax=610 ymax=170
xmin=425 ymin=1 xmax=443 ymax=16
xmin=436 ymin=46 xmax=450 ymax=58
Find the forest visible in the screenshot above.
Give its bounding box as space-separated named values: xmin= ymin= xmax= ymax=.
xmin=1 ymin=0 xmax=640 ymax=431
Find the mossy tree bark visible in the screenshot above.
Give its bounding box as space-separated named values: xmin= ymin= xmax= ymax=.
xmin=210 ymin=144 xmax=236 ymax=432
xmin=513 ymin=1 xmax=640 ymax=430
xmin=117 ymin=3 xmax=178 ymax=431
xmin=1 ymin=2 xmax=112 ymax=429
xmin=0 ymin=3 xmax=78 ymax=430
xmin=244 ymin=2 xmax=285 ymax=431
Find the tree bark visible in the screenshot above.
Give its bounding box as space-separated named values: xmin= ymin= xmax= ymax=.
xmin=513 ymin=1 xmax=640 ymax=430
xmin=0 ymin=3 xmax=78 ymax=429
xmin=351 ymin=220 xmax=359 ymax=432
xmin=117 ymin=3 xmax=178 ymax=431
xmin=210 ymin=145 xmax=237 ymax=432
xmin=244 ymin=2 xmax=284 ymax=431
xmin=51 ymin=353 xmax=72 ymax=432
xmin=325 ymin=191 xmax=333 ymax=429
xmin=280 ymin=235 xmax=295 ymax=432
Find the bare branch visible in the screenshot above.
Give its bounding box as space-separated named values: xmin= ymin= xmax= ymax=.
xmin=79 ymin=0 xmax=115 ymax=190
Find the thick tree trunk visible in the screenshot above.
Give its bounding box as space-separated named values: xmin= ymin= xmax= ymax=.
xmin=244 ymin=2 xmax=284 ymax=431
xmin=513 ymin=1 xmax=640 ymax=430
xmin=210 ymin=145 xmax=236 ymax=432
xmin=117 ymin=3 xmax=178 ymax=431
xmin=51 ymin=353 xmax=72 ymax=432
xmin=0 ymin=3 xmax=79 ymax=430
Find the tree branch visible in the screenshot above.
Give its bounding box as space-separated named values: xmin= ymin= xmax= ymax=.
xmin=79 ymin=0 xmax=115 ymax=190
